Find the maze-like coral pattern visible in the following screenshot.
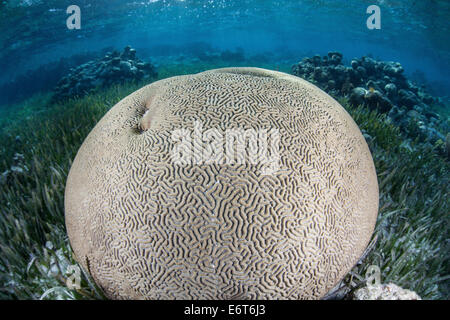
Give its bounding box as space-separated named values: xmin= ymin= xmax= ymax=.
xmin=65 ymin=68 xmax=379 ymax=299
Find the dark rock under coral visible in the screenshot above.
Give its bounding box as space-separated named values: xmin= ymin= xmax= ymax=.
xmin=52 ymin=46 xmax=157 ymax=102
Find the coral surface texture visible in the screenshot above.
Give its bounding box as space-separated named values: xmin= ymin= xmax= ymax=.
xmin=65 ymin=68 xmax=379 ymax=299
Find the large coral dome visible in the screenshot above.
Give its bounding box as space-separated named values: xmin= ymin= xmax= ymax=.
xmin=64 ymin=67 xmax=379 ymax=299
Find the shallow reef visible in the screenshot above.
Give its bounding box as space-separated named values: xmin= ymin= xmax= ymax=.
xmin=52 ymin=46 xmax=158 ymax=102
xmin=0 ymin=48 xmax=114 ymax=106
xmin=292 ymin=52 xmax=449 ymax=154
xmin=0 ymin=56 xmax=448 ymax=300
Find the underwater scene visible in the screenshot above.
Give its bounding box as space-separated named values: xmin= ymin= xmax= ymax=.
xmin=0 ymin=0 xmax=448 ymax=301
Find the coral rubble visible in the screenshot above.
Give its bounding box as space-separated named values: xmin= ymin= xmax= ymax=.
xmin=354 ymin=283 xmax=421 ymax=300
xmin=52 ymin=46 xmax=157 ymax=102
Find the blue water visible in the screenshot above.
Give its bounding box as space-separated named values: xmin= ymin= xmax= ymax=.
xmin=0 ymin=0 xmax=449 ymax=104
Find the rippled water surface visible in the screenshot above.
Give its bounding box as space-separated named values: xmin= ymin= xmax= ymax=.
xmin=0 ymin=0 xmax=449 ymax=87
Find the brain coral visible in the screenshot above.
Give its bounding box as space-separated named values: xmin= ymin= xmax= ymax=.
xmin=65 ymin=67 xmax=379 ymax=299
